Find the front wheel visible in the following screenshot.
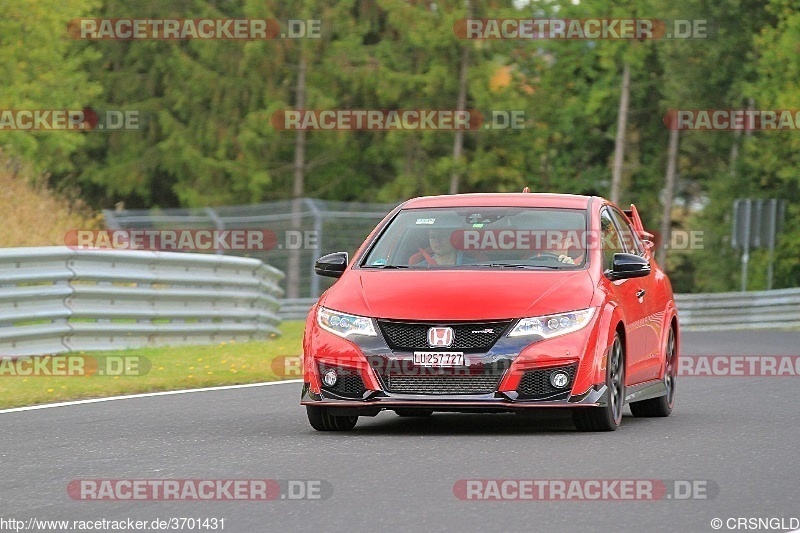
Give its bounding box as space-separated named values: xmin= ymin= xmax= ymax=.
xmin=573 ymin=333 xmax=625 ymax=432
xmin=306 ymin=406 xmax=358 ymax=431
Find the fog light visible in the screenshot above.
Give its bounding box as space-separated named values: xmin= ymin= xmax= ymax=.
xmin=322 ymin=369 xmax=338 ymax=387
xmin=550 ymin=371 xmax=569 ymax=389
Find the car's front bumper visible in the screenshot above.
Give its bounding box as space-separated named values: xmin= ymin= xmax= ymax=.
xmin=301 ymin=382 xmax=610 ymax=415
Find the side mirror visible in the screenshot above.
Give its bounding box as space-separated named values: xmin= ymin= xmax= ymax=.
xmin=606 ymin=253 xmax=650 ymax=280
xmin=315 ymin=252 xmax=348 ymax=278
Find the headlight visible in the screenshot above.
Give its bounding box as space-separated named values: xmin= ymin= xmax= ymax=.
xmin=317 ymin=306 xmax=377 ymax=338
xmin=508 ymin=308 xmax=596 ymax=339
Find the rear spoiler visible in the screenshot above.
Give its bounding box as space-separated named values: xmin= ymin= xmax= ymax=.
xmin=622 ymin=204 xmax=654 ymax=242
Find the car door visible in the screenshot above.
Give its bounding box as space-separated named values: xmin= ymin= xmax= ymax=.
xmin=600 ymin=207 xmax=650 ymax=386
xmin=607 ymin=207 xmax=662 ymax=382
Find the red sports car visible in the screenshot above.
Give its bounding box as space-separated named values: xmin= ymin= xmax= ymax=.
xmin=301 ymin=193 xmax=678 ymax=431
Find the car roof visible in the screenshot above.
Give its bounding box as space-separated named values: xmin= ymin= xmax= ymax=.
xmin=401 ymin=193 xmax=598 ymax=210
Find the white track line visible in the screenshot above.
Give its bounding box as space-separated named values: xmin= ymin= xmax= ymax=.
xmin=0 ymin=379 xmax=303 ymax=415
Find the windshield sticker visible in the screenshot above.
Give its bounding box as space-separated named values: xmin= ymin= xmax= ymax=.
xmin=416 ymin=218 xmax=436 ymax=225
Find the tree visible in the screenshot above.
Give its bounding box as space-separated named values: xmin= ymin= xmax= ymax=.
xmin=0 ymin=0 xmax=101 ymax=176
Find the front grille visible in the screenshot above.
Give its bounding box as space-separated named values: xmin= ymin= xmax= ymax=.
xmin=517 ymin=364 xmax=577 ymax=399
xmin=318 ymin=363 xmax=366 ymax=398
xmin=382 ymin=374 xmax=503 ymax=395
xmin=377 ymin=320 xmax=513 ymax=351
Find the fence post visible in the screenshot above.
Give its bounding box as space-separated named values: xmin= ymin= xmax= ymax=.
xmin=307 ymin=198 xmax=323 ymax=299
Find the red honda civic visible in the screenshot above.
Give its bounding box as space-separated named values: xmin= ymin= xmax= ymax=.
xmin=301 ymin=192 xmax=678 ymax=431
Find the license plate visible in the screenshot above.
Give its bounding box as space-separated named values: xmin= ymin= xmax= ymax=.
xmin=412 ymin=352 xmax=465 ymax=367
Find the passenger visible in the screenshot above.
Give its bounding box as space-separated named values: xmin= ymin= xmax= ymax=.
xmin=409 ymin=228 xmax=465 ymax=266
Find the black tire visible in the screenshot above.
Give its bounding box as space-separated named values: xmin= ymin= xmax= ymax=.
xmin=630 ymin=327 xmax=676 ymax=418
xmin=573 ymin=333 xmax=625 ymax=432
xmin=306 ymin=406 xmax=358 ymax=431
xmin=395 ymin=409 xmax=434 ymax=417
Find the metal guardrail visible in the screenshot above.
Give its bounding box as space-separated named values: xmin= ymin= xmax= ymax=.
xmin=0 ymin=247 xmax=284 ymax=357
xmin=279 ymin=298 xmax=317 ymax=321
xmin=674 ymin=287 xmax=800 ymax=331
xmin=279 ymin=289 xmax=800 ymax=331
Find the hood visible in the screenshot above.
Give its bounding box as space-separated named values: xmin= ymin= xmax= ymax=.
xmin=320 ymin=269 xmax=595 ymax=321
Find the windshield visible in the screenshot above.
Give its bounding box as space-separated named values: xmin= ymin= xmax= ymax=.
xmin=362 ymin=207 xmax=588 ymax=270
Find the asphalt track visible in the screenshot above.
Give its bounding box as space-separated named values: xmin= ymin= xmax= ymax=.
xmin=1 ymin=330 xmax=799 ymax=533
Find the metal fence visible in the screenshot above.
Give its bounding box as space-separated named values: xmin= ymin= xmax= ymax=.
xmin=280 ymin=289 xmax=800 ymax=331
xmin=0 ymin=247 xmax=284 ymax=357
xmin=103 ymin=198 xmax=398 ymax=299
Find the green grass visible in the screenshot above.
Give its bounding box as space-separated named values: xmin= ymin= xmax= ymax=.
xmin=0 ymin=321 xmax=305 ymax=410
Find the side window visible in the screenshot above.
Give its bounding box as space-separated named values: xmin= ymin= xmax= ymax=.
xmin=609 ymin=208 xmax=644 ymax=256
xmin=600 ymin=209 xmax=624 ymax=270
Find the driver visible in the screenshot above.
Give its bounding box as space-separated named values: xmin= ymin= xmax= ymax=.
xmin=530 ymin=232 xmax=582 ymax=264
xmin=409 ymin=228 xmax=465 ymax=266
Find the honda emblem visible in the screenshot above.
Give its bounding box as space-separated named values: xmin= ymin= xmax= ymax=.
xmin=427 ymin=327 xmax=454 ymax=347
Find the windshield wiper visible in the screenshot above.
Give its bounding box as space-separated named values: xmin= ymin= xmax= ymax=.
xmin=362 ymin=264 xmax=410 ymax=269
xmin=472 ymin=262 xmax=564 ymax=270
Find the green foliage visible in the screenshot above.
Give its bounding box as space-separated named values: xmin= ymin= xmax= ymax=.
xmin=0 ymin=0 xmax=101 ymax=174
xmin=4 ymin=0 xmax=798 ymax=290
xmin=737 ymin=0 xmax=800 ymax=288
